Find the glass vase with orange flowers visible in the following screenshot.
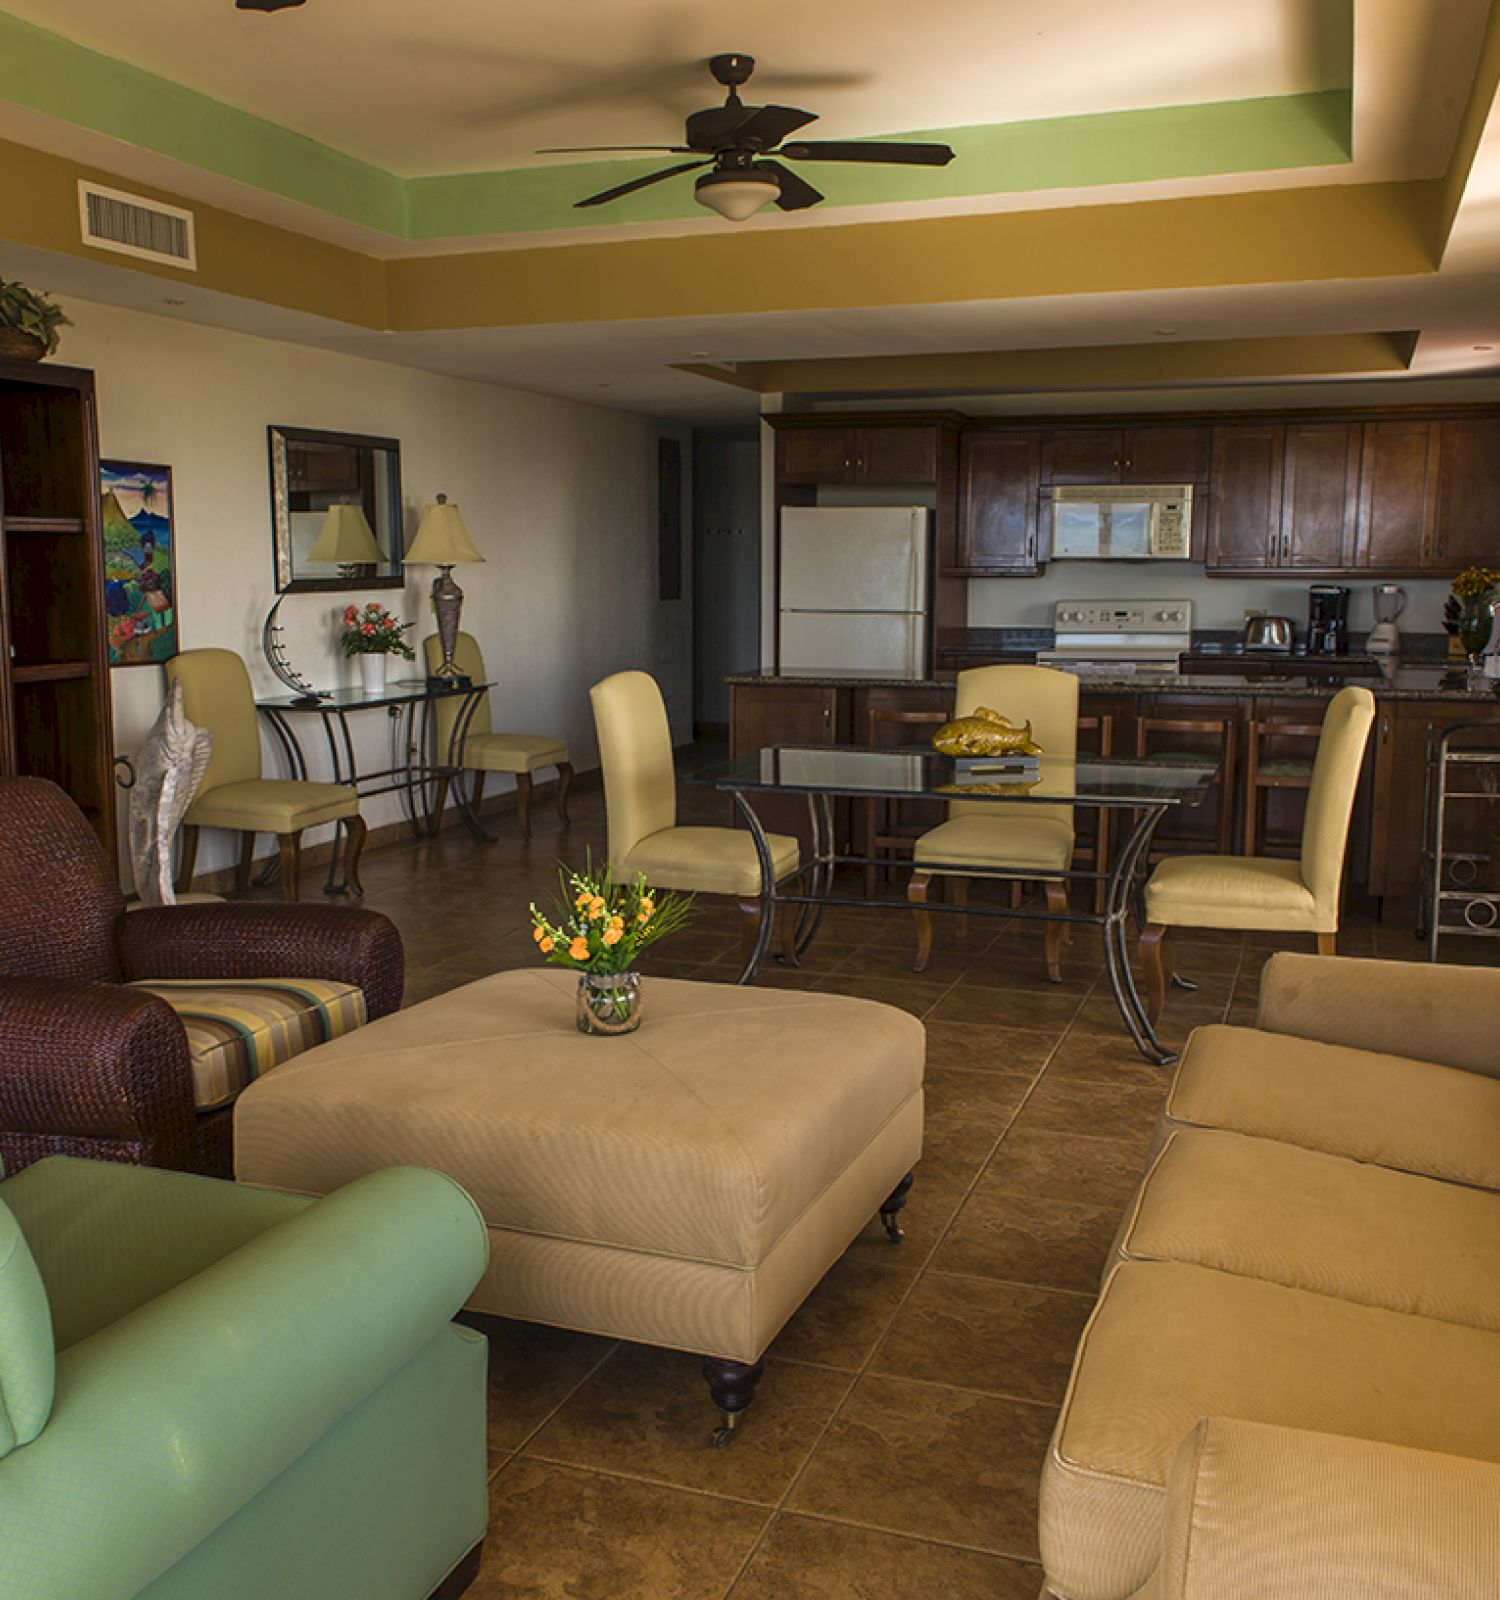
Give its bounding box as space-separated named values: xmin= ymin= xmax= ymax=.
xmin=530 ymin=860 xmax=692 ymax=1035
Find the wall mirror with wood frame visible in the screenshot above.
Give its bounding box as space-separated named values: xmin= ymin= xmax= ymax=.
xmin=268 ymin=425 xmax=404 ymax=592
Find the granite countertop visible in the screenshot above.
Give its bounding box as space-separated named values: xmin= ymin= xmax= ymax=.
xmin=726 ymin=664 xmax=1500 ymax=703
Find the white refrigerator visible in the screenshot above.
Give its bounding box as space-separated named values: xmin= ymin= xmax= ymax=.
xmin=778 ymin=506 xmax=929 ymax=675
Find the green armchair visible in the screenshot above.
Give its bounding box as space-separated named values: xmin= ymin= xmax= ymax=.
xmin=0 ymin=1157 xmax=490 ymax=1600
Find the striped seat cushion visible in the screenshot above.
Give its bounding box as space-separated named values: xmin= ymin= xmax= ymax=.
xmin=128 ymin=978 xmax=367 ymax=1110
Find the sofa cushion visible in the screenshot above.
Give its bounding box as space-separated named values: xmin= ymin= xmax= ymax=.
xmin=1161 ymin=1023 xmax=1500 ymax=1190
xmin=0 ymin=1193 xmax=52 ymax=1456
xmin=1040 ymin=1262 xmax=1500 ymax=1600
xmin=1118 ymin=1128 xmax=1500 ymax=1332
xmin=127 ymin=978 xmax=367 ymax=1110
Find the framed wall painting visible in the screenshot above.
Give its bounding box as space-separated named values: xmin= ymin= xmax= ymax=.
xmin=101 ymin=460 xmax=177 ymax=666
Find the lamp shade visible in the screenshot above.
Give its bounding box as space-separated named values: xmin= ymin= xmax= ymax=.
xmin=307 ymin=502 xmax=384 ymax=564
xmin=405 ymin=495 xmax=485 ymax=565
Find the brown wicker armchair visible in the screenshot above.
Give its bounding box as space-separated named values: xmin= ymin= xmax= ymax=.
xmin=0 ymin=776 xmax=403 ymax=1177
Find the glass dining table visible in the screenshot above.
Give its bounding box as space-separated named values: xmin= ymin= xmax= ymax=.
xmin=688 ymin=745 xmax=1218 ymax=1065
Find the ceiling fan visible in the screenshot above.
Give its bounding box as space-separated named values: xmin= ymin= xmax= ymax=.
xmin=539 ymin=53 xmax=955 ymax=221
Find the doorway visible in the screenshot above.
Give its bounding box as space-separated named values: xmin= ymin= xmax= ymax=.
xmin=692 ymin=427 xmax=761 ymax=734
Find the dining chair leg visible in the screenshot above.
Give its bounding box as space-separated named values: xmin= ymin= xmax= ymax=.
xmin=949 ymin=874 xmax=969 ymax=940
xmin=1139 ymin=922 xmax=1170 ymax=1026
xmin=343 ymin=814 xmax=368 ymax=897
xmin=1317 ymin=931 xmax=1337 ymax=956
xmin=276 ymin=832 xmax=302 ymax=902
xmin=175 ymin=824 xmax=199 ymax=894
xmin=908 ymin=871 xmax=934 ymax=973
xmin=515 ymin=773 xmax=533 ymax=840
xmin=1009 ymin=880 xmax=1023 ymax=910
xmin=1043 ymin=880 xmax=1068 ymax=983
xmin=235 ymin=830 xmax=255 ymax=892
xmin=779 ymin=902 xmax=799 ymax=966
xmin=556 ymin=762 xmax=574 ymax=825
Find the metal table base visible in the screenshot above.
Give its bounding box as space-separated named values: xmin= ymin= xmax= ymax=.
xmin=731 ymin=789 xmax=1179 ymax=1065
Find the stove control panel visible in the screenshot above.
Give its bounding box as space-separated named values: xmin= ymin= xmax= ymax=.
xmin=1053 ymin=600 xmax=1192 ymax=635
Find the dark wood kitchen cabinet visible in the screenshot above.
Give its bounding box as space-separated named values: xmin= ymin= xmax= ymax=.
xmin=1043 ymin=425 xmax=1208 ymax=485
xmin=727 ymin=680 xmax=845 ymax=857
xmin=775 ymin=423 xmax=940 ymax=486
xmin=1280 ymin=421 xmax=1360 ymax=569
xmin=952 ymin=430 xmax=1042 ymax=574
xmin=1355 ymin=419 xmax=1438 ymax=571
xmin=1207 ymin=424 xmax=1284 ymax=570
xmin=1432 ymin=417 xmax=1500 ymax=570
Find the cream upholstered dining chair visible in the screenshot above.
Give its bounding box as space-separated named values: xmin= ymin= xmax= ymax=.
xmin=165 ymin=649 xmax=366 ymax=901
xmin=590 ymin=669 xmax=801 ymax=960
xmin=909 ymin=664 xmax=1080 ymax=981
xmin=424 ymin=632 xmax=573 ymax=839
xmin=1139 ymin=684 xmax=1376 ymax=1024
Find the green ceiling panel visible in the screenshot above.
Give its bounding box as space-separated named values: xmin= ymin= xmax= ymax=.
xmin=0 ymin=8 xmax=1352 ymax=242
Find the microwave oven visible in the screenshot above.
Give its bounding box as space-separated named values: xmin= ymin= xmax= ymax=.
xmin=1050 ymin=484 xmax=1193 ymax=560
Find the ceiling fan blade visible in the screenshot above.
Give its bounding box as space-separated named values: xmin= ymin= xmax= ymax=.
xmin=537 ymin=145 xmax=693 ymax=154
xmin=574 ymin=159 xmax=711 ymax=208
xmin=780 ymin=140 xmax=955 ymax=167
xmin=728 ymin=104 xmax=819 ymax=149
xmin=236 ymin=0 xmax=306 ymax=10
xmin=760 ymin=161 xmax=824 ymax=212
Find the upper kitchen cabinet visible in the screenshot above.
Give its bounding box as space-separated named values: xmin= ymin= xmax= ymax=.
xmin=773 ymin=420 xmax=944 ymax=485
xmin=1043 ymin=424 xmax=1208 ymax=485
xmin=1280 ymin=421 xmax=1360 ymax=569
xmin=1432 ymin=417 xmax=1500 ymax=570
xmin=1355 ymin=419 xmax=1438 ymax=571
xmin=1207 ymin=424 xmax=1284 ymax=570
xmin=951 ymin=429 xmax=1043 ymax=574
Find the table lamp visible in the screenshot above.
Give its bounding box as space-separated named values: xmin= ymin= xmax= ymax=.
xmin=405 ymin=493 xmax=485 ymax=685
xmin=307 ymin=501 xmax=384 ymax=569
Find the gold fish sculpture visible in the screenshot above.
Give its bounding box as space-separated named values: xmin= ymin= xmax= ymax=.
xmin=931 ymin=706 xmax=1044 ymax=758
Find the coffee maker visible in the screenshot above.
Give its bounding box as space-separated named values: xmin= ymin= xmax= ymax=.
xmin=1307 ymin=584 xmax=1350 ymax=655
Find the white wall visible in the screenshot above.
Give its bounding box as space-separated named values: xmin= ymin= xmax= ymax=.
xmin=61 ymin=299 xmax=687 ymax=882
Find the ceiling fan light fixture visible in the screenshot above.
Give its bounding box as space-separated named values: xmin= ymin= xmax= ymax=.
xmin=694 ymin=169 xmax=779 ymax=222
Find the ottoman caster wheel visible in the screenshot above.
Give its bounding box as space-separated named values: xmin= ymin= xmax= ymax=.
xmin=879 ymin=1170 xmax=914 ymax=1246
xmin=701 ymin=1355 xmax=762 ymax=1450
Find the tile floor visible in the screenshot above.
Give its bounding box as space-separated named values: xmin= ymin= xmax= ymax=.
xmin=283 ymin=754 xmax=1491 ymax=1600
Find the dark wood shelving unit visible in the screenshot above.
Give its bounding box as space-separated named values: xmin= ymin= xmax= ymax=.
xmin=0 ymin=359 xmax=116 ymax=857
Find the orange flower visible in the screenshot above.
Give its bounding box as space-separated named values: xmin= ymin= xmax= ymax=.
xmin=539 ymin=936 xmax=554 ymax=953
xmin=568 ymin=937 xmax=589 ymax=961
xmin=637 ymin=911 xmax=650 ymax=924
xmin=641 ymin=897 xmax=655 ymax=915
xmin=532 ymin=926 xmax=545 ymax=943
xmin=587 ymin=900 xmax=604 ymax=920
xmin=602 ymin=927 xmax=622 ymax=946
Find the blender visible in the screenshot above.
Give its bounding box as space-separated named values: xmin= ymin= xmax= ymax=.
xmin=1367 ymin=585 xmax=1406 ymax=657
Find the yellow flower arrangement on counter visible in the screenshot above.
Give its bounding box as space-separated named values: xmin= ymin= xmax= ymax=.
xmin=531 ymin=861 xmax=692 ymax=1034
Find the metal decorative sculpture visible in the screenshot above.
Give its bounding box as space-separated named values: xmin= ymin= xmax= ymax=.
xmin=261 ymin=595 xmax=325 ymax=704
xmin=128 ymin=680 xmax=213 ymax=905
xmin=931 ymin=706 xmax=1044 ymax=758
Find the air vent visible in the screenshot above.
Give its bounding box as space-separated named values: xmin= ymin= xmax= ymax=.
xmin=77 ymin=182 xmax=197 ymax=270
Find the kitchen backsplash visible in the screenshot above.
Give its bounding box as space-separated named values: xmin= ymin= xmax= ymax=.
xmin=967 ymin=563 xmax=1456 ymax=639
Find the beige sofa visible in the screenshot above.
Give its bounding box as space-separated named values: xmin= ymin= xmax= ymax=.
xmin=1040 ymin=954 xmax=1500 ymax=1600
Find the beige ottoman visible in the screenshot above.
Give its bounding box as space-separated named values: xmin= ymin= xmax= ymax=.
xmin=234 ymin=968 xmax=925 ymax=1440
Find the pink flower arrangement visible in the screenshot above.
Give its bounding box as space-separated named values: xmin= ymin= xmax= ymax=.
xmin=338 ymin=602 xmax=415 ymax=660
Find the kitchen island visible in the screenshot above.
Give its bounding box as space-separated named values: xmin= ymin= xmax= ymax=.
xmin=727 ymin=664 xmax=1500 ymax=911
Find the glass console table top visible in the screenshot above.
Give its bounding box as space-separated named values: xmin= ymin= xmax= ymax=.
xmin=256 ymin=679 xmax=492 ymax=712
xmin=690 ymin=744 xmax=1216 ymax=808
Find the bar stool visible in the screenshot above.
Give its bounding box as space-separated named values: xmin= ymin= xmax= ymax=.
xmin=1134 ymin=713 xmax=1238 ymax=857
xmin=1242 ymin=718 xmax=1320 ymax=857
xmin=862 ymin=705 xmax=949 ymax=895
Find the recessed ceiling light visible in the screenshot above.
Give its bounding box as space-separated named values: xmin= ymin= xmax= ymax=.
xmin=1474 ymin=344 xmax=1493 ymax=352
xmin=1153 ymin=328 xmax=1179 ymax=337
xmin=595 ymin=382 xmax=613 ymax=389
xmin=162 ymin=297 xmax=186 ymax=306
xmin=688 ymin=351 xmax=711 ymax=359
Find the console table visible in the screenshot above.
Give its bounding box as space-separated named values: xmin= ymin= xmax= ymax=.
xmin=256 ymin=680 xmax=491 ymax=880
